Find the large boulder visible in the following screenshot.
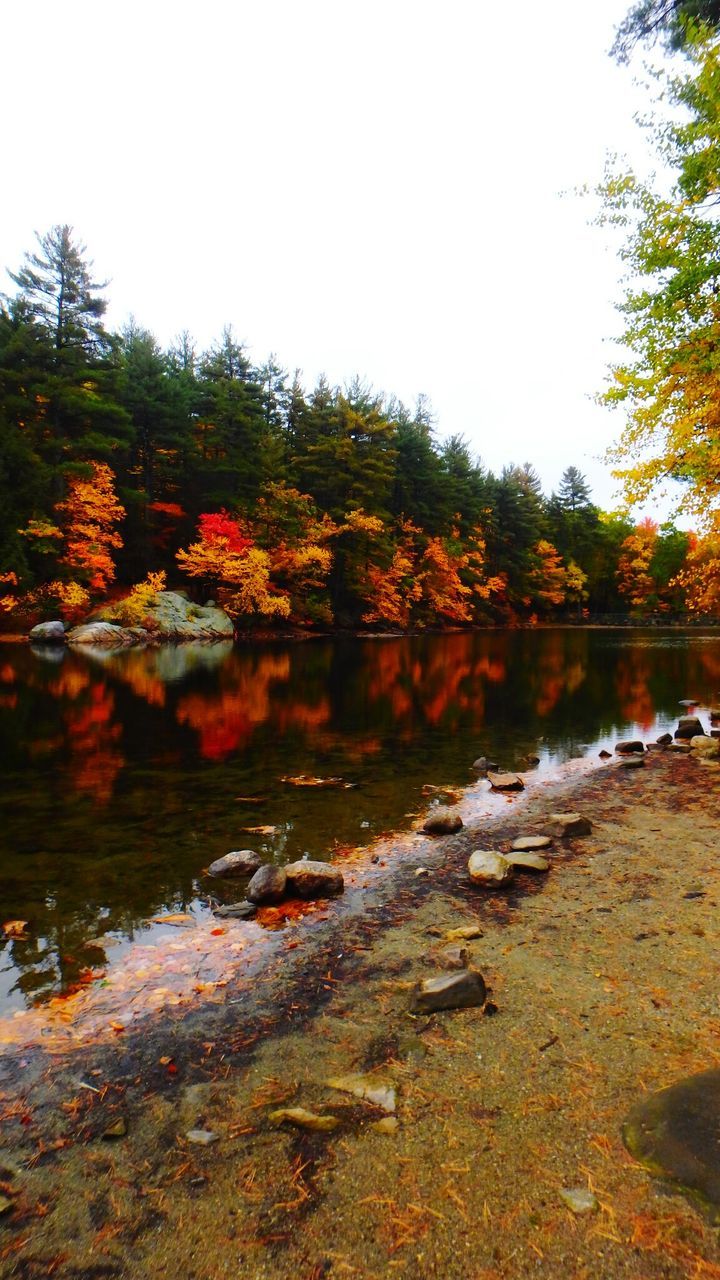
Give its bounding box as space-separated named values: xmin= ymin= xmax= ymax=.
xmin=67 ymin=622 xmax=141 ymax=647
xmin=29 ymin=620 xmax=65 ymax=644
xmin=284 ymin=859 xmax=344 ymax=899
xmin=247 ymin=864 xmax=287 ymax=905
xmin=675 ymin=717 xmax=705 ymax=740
xmin=146 ymin=592 xmax=234 ymax=640
xmin=690 ymin=735 xmax=720 ymax=757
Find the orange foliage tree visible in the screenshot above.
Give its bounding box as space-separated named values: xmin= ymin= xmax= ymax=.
xmin=419 ymin=534 xmax=473 ymax=624
xmin=671 ymin=526 xmax=719 ymax=614
xmin=176 ymin=509 xmax=290 ymax=622
xmin=529 ymin=539 xmax=567 ymax=611
xmin=616 ymin=518 xmax=658 ymax=611
xmin=253 ymin=482 xmax=336 ymax=625
xmin=361 ymin=520 xmax=423 ymax=627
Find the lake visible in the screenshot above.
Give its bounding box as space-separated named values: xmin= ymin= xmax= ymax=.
xmin=1 ymin=626 xmax=718 ymax=1014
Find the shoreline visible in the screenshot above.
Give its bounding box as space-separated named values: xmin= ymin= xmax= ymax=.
xmin=2 ymin=752 xmax=720 ymax=1276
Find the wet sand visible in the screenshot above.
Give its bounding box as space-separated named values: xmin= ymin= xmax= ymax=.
xmin=2 ymin=751 xmax=720 ymax=1278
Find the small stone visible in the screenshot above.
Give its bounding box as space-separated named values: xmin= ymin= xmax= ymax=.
xmin=547 ymin=813 xmax=592 ymax=838
xmin=599 ymin=749 xmax=612 ymax=759
xmin=471 ymin=757 xmax=498 ymax=773
xmin=432 ymin=944 xmax=469 ymax=970
xmin=487 ymin=773 xmax=524 ymax=791
xmin=186 ymin=1129 xmax=220 ymax=1145
xmin=511 ymin=835 xmax=552 ymax=852
xmin=669 ymin=741 xmax=692 ymax=753
xmin=246 ymin=864 xmax=287 ymax=905
xmin=615 ymin=740 xmax=644 ymax=754
xmin=208 ymin=849 xmax=262 ymax=878
xmin=559 ymin=1187 xmax=599 ymax=1215
xmin=646 ymin=743 xmax=664 ymax=752
xmin=269 ymin=1108 xmax=339 ymax=1132
xmin=102 ymin=1117 xmax=127 ymax=1139
xmin=284 ymin=860 xmax=344 ymax=898
xmin=618 ymin=755 xmax=645 ymax=768
xmin=506 ymin=851 xmax=550 ymax=872
xmin=468 ymin=850 xmax=514 ymax=888
xmin=371 ymin=1116 xmax=398 ymax=1135
xmin=326 ymin=1074 xmax=396 ymax=1112
xmin=0 ymin=1194 xmax=13 ymax=1216
xmin=525 ymin=753 xmax=540 ymax=765
xmin=445 ymin=924 xmax=483 ymax=941
xmin=656 ymin=732 xmax=673 ymax=746
xmin=414 ymin=867 xmax=431 ymax=878
xmin=213 ymin=902 xmax=257 ymax=920
xmin=423 ymin=809 xmax=463 ymax=836
xmin=411 ymin=969 xmax=487 ymax=1013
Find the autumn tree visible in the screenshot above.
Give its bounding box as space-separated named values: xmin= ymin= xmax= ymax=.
xmin=529 ymin=540 xmax=567 ymax=611
xmin=616 ymin=519 xmax=659 ymax=611
xmin=176 ymin=510 xmax=290 ymax=623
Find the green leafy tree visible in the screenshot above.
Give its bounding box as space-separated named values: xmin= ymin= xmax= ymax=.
xmin=612 ymin=0 xmax=720 ymax=61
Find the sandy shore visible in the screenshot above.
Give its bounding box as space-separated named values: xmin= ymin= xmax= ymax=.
xmin=2 ymin=750 xmax=720 ymax=1279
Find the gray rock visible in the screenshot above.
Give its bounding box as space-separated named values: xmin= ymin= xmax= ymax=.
xmin=212 ymin=902 xmax=257 ymax=920
xmin=29 ymin=620 xmax=65 ymax=643
xmin=207 ymin=849 xmax=262 ymax=878
xmin=618 ymin=754 xmax=645 ymax=768
xmin=146 ymin=592 xmax=234 ymax=640
xmin=468 ymin=850 xmax=514 ymax=887
xmin=511 ymin=835 xmax=552 ymax=852
xmin=547 ymin=813 xmax=592 ymax=838
xmin=615 ymin=740 xmax=644 ymax=754
xmin=67 ymin=621 xmax=140 ymax=648
xmin=246 ymin=864 xmax=287 ymax=904
xmin=471 ymin=757 xmax=499 ymax=773
xmin=487 ymin=772 xmax=524 ymax=791
xmin=506 ymin=851 xmax=550 ymax=872
xmin=411 ymin=969 xmax=487 ymax=1013
xmin=423 ymin=809 xmax=463 ymax=835
xmin=656 ymin=732 xmax=673 ymax=746
xmin=284 ymin=859 xmax=344 ymax=898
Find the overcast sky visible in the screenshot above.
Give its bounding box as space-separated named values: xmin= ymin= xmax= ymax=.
xmin=2 ymin=0 xmax=672 ymax=513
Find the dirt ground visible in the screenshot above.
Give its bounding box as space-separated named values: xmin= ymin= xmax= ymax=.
xmin=2 ymin=750 xmax=720 ymax=1279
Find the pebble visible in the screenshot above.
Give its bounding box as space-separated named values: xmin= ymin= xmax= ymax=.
xmin=269 ymin=1108 xmax=339 ymax=1132
xmin=411 ymin=969 xmax=487 ymax=1013
xmin=547 ymin=813 xmax=592 ymax=838
xmin=371 ymin=1116 xmax=398 ymax=1135
xmin=0 ymin=1195 xmax=13 ymax=1216
xmin=432 ymin=944 xmax=469 ymax=970
xmin=506 ymin=851 xmax=550 ymax=872
xmin=102 ymin=1117 xmax=127 ymax=1140
xmin=213 ymin=902 xmax=257 ymax=919
xmin=445 ymin=924 xmax=483 ymax=941
xmin=186 ymin=1129 xmax=220 ymax=1145
xmin=326 ymin=1073 xmax=396 ymax=1113
xmin=559 ymin=1187 xmax=599 ymax=1214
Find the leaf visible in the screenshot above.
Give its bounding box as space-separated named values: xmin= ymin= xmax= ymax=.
xmin=2 ymin=920 xmax=28 ymax=939
xmin=150 ymin=913 xmax=195 ymax=927
xmin=241 ymin=825 xmax=277 ymax=835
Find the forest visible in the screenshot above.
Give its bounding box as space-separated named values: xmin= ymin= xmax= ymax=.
xmin=0 ymin=223 xmax=713 ymax=632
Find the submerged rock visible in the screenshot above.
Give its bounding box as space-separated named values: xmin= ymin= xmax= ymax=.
xmin=487 ymin=772 xmax=524 ymax=791
xmin=284 ymin=859 xmax=344 ymax=898
xmin=208 ymin=849 xmax=262 ymax=878
xmin=270 ymin=1108 xmax=339 ymax=1132
xmin=547 ymin=813 xmax=592 ymax=838
xmin=247 ymin=864 xmax=287 ymax=904
xmin=559 ymin=1187 xmax=598 ymax=1215
xmin=623 ymin=1068 xmax=720 ymax=1218
xmin=468 ymin=850 xmax=514 ymax=887
xmin=326 ymin=1073 xmax=396 ymax=1112
xmin=423 ymin=809 xmax=463 ymax=836
xmin=471 ymin=757 xmax=499 ymax=773
xmin=213 ymin=902 xmax=257 ymax=920
xmin=411 ymin=970 xmax=486 ymax=1013
xmin=29 ymin=620 xmax=65 ymax=644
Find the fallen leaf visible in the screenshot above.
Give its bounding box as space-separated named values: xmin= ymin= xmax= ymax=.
xmin=2 ymin=920 xmax=28 ymax=939
xmin=241 ymin=825 xmax=277 ymax=835
xmin=150 ymin=913 xmax=195 ymax=928
xmin=269 ymin=1107 xmax=339 ymax=1132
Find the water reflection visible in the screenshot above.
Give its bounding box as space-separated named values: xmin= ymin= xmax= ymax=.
xmin=1 ymin=627 xmax=719 ymax=1010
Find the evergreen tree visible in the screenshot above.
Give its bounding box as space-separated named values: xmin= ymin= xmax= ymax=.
xmin=7 ymin=225 xmax=109 ymax=354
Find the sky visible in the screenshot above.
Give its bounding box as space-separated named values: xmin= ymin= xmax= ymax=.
xmin=1 ymin=0 xmax=674 ymax=514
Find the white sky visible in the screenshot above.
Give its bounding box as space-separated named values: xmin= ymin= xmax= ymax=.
xmin=1 ymin=0 xmax=676 ymax=514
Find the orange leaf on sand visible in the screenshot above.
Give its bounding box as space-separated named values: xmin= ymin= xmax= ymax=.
xmin=2 ymin=920 xmax=28 ymax=939
xmin=150 ymin=913 xmax=195 ymax=927
xmin=210 ymin=927 xmax=226 ymax=936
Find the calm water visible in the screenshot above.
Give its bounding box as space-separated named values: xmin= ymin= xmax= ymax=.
xmin=1 ymin=627 xmax=719 ymax=1012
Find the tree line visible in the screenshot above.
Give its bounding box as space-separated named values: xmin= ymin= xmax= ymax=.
xmin=0 ymin=226 xmax=708 ymax=631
